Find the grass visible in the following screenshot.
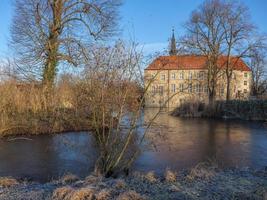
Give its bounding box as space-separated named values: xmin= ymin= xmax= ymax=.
xmin=0 ymin=177 xmax=19 ymax=187
xmin=117 ymin=190 xmax=145 ymax=200
xmin=95 ymin=189 xmax=111 ymax=200
xmin=71 ymin=187 xmax=95 ymax=200
xmin=1 ymin=165 xmax=267 ymax=200
xmin=52 ymin=186 xmax=74 ymax=200
xmin=115 ymin=179 xmax=127 ymax=189
xmin=187 ymin=161 xmax=218 ymax=181
xmin=0 ymin=80 xmax=92 ymax=137
xmin=144 ymin=171 xmax=157 ymax=183
xmin=165 ymin=169 xmax=177 ymax=182
xmin=60 ymin=174 xmax=79 ymax=184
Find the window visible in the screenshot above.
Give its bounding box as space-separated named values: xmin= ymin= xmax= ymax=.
xmin=171 ymin=84 xmax=176 ymax=93
xmin=204 ymin=85 xmax=208 ymax=93
xmin=196 ymin=84 xmax=202 ymax=93
xmin=171 ymin=73 xmax=176 ymax=80
xmin=152 ymin=86 xmax=156 ymax=95
xmin=198 ymin=71 xmax=204 ymax=80
xmin=244 ymin=81 xmax=247 ymax=86
xmin=200 ymin=84 xmax=203 ymax=93
xmin=159 ymin=86 xmax=164 ymax=96
xmin=179 ymin=83 xmax=183 ymax=92
xmin=244 ymin=89 xmax=248 ymax=93
xmin=179 ymin=72 xmax=184 ymax=80
xmin=244 ymin=72 xmax=248 ymax=78
xmin=189 ymin=71 xmax=193 ymax=80
xmin=188 ymin=84 xmax=192 ymax=93
xmin=161 ymin=74 xmax=165 ymax=81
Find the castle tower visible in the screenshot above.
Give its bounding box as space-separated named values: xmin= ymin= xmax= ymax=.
xmin=169 ymin=29 xmax=177 ymax=56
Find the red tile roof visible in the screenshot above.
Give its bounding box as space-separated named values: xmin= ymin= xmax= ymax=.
xmin=145 ymin=55 xmax=251 ymax=71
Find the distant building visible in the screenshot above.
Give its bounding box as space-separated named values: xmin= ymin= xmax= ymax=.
xmin=144 ymin=33 xmax=252 ymax=108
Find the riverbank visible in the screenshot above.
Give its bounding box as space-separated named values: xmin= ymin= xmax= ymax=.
xmin=172 ymin=100 xmax=267 ymax=121
xmin=1 ymin=164 xmax=267 ymax=200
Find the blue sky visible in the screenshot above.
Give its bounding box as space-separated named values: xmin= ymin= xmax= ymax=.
xmin=1 ymin=0 xmax=267 ymax=57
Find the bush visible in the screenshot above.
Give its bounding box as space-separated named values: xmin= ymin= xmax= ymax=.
xmin=172 ymin=100 xmax=267 ymax=121
xmin=172 ymin=101 xmax=206 ymax=117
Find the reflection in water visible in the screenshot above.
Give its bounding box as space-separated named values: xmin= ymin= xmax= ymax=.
xmin=0 ymin=109 xmax=266 ymax=182
xmin=136 ymin=108 xmax=267 ymax=173
xmin=0 ymin=133 xmax=97 ymax=182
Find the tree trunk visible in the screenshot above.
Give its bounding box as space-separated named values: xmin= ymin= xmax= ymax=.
xmin=42 ymin=0 xmax=62 ymax=87
xmin=209 ymin=90 xmax=215 ymax=106
xmin=226 ymin=76 xmax=231 ymax=101
xmin=43 ymin=46 xmax=58 ymax=87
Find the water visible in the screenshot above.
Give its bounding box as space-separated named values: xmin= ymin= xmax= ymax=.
xmin=0 ymin=109 xmax=267 ymax=182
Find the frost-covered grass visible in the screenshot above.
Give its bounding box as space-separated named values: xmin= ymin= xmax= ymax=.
xmin=0 ymin=166 xmax=267 ymax=200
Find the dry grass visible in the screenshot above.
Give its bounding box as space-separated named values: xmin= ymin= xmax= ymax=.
xmin=165 ymin=169 xmax=177 ymax=182
xmin=144 ymin=171 xmax=157 ymax=183
xmin=117 ymin=190 xmax=145 ymax=200
xmin=85 ymin=175 xmax=101 ymax=184
xmin=60 ymin=174 xmax=79 ymax=184
xmin=187 ymin=162 xmax=217 ymax=181
xmin=52 ymin=186 xmax=74 ymax=200
xmin=115 ymin=179 xmax=126 ymax=189
xmin=95 ymin=189 xmax=111 ymax=200
xmin=70 ymin=187 xmax=95 ymax=200
xmin=0 ymin=177 xmax=19 ymax=187
xmin=0 ymin=79 xmax=92 ymax=137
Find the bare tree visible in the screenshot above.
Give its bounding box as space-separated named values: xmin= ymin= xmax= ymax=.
xmin=221 ymin=0 xmax=265 ymax=101
xmin=181 ymin=0 xmax=226 ymax=104
xmin=76 ymin=41 xmax=144 ymax=177
xmin=10 ymin=0 xmax=121 ymax=87
xmin=249 ymin=48 xmax=267 ymax=97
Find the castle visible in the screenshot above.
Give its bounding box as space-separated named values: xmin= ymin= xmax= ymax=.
xmin=144 ymin=31 xmax=252 ymax=108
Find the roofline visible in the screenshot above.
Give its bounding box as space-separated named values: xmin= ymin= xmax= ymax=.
xmin=145 ymin=55 xmax=251 ymax=71
xmin=144 ymin=68 xmax=252 ymax=71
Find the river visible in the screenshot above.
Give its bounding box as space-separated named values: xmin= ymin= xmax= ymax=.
xmin=0 ymin=109 xmax=267 ymax=182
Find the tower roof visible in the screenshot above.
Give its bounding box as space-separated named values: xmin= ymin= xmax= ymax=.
xmin=169 ymin=29 xmax=177 ymax=56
